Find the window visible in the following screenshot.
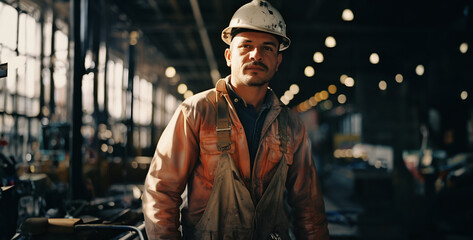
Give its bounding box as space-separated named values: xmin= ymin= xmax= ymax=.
xmin=53 ymin=30 xmax=69 ymax=120
xmin=165 ymin=94 xmax=180 ymax=123
xmin=133 ymin=77 xmax=152 ymax=125
xmin=107 ymin=59 xmax=124 ymax=119
xmin=133 ymin=76 xmax=153 ymax=150
xmin=0 ymin=3 xmax=43 ymax=159
xmin=154 ymin=86 xmax=165 ymax=128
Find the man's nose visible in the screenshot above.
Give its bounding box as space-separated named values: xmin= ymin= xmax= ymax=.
xmin=249 ymin=48 xmax=263 ymax=61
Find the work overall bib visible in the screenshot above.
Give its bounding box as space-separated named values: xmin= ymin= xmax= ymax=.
xmin=188 ymin=92 xmax=291 ymax=240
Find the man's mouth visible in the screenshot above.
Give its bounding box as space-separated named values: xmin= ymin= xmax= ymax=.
xmin=244 ymin=62 xmax=268 ymax=71
xmin=246 ymin=66 xmax=264 ymax=71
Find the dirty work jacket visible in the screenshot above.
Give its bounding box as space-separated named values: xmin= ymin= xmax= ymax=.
xmin=143 ymin=77 xmax=329 ymax=240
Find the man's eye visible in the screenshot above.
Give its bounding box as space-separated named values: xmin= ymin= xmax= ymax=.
xmin=263 ymin=46 xmax=274 ymax=51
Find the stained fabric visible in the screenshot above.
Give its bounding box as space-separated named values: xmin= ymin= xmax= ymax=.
xmin=143 ymin=77 xmax=329 ymax=240
xmin=184 ymin=93 xmax=290 ymax=239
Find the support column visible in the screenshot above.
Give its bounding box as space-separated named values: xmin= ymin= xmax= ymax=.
xmin=70 ymin=0 xmax=87 ymax=200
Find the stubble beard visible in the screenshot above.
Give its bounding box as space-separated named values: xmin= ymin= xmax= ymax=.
xmin=240 ymin=61 xmax=274 ymax=87
xmin=241 ymin=69 xmax=275 ymax=87
xmin=245 ymin=76 xmax=271 ymax=87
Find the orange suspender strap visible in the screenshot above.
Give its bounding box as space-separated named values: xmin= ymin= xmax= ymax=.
xmin=216 ymin=92 xmax=232 ymax=151
xmin=216 ymin=88 xmax=288 ymax=154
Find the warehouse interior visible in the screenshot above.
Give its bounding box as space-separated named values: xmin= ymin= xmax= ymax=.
xmin=0 ymin=0 xmax=472 ymax=239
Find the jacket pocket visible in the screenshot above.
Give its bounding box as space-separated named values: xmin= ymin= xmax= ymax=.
xmin=200 ymin=136 xmax=235 ymax=181
xmin=265 ymin=133 xmax=294 ymax=166
xmin=199 ymin=139 xmax=221 ymax=181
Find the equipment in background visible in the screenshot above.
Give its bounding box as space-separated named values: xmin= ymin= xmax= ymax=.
xmin=0 ymin=63 xmax=7 ymax=78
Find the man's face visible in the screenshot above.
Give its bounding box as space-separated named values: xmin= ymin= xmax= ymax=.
xmin=225 ymin=31 xmax=282 ymax=87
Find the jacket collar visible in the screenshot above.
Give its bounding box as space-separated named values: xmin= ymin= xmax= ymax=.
xmin=215 ymin=77 xmax=228 ymax=94
xmin=216 ymin=76 xmax=284 ymax=110
xmin=216 ymin=76 xmax=284 ymax=149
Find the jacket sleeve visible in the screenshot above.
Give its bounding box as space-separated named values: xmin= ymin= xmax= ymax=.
xmin=143 ymin=103 xmax=199 ymax=240
xmin=286 ymin=118 xmax=329 ymax=240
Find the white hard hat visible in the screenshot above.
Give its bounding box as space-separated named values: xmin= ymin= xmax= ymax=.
xmin=221 ymin=0 xmax=291 ymax=51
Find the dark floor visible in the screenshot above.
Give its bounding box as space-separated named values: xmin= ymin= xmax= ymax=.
xmin=321 ymin=162 xmax=473 ymax=240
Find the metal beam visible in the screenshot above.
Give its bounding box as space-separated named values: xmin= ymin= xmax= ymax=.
xmin=190 ymin=0 xmax=221 ymax=84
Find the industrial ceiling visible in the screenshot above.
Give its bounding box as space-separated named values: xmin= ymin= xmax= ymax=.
xmin=111 ymin=0 xmax=472 ymax=111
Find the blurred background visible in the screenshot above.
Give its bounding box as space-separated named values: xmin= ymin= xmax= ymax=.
xmin=0 ymin=0 xmax=472 ymax=239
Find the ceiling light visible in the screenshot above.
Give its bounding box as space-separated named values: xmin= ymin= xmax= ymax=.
xmin=378 ymin=80 xmax=387 ymax=90
xmin=328 ymin=84 xmax=337 ymax=94
xmin=323 ymin=100 xmax=333 ymax=110
xmin=337 ymin=94 xmax=347 ymax=104
xmin=320 ymin=90 xmax=329 ymax=100
xmin=309 ymin=97 xmax=318 ymax=106
xmin=284 ymin=90 xmax=294 ymax=101
xmin=344 ymin=77 xmax=355 ymax=87
xmin=340 ymin=74 xmax=348 ymax=84
xmin=460 ymin=43 xmax=468 ymax=54
xmin=313 ymin=52 xmax=324 ymax=63
xmin=289 ymin=84 xmax=300 ymax=94
xmin=177 ymin=83 xmax=187 ymax=94
xmin=304 ymin=66 xmax=315 ymax=77
xmin=325 ymin=36 xmax=336 ymax=48
xmin=183 ymin=90 xmax=193 ymax=99
xmin=395 ymin=74 xmax=403 ymax=83
xmin=415 ymin=65 xmax=424 ymax=76
xmin=461 ymin=91 xmax=468 ymax=100
xmin=299 ymin=101 xmax=311 ymax=112
xmin=296 ymin=104 xmax=305 ymax=113
xmin=460 ymin=42 xmax=468 ymax=54
xmin=342 ymin=9 xmax=354 ymax=21
xmin=369 ymin=53 xmax=379 ymax=64
xmin=280 ymin=95 xmax=290 ymax=105
xmin=165 ymin=66 xmax=176 ymax=78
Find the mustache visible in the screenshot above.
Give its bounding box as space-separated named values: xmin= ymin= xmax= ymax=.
xmin=243 ymin=61 xmax=268 ymax=71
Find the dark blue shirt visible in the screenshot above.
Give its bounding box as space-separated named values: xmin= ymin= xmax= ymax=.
xmin=227 ymin=84 xmax=272 ymax=170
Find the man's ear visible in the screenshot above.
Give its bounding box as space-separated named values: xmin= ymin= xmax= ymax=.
xmin=224 ymin=48 xmax=231 ymax=67
xmin=276 ymin=53 xmax=283 ymax=71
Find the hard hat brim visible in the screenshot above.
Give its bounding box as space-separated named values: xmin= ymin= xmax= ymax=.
xmin=221 ymin=26 xmax=291 ymax=51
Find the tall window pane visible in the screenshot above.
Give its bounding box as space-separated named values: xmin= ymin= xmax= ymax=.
xmin=0 ymin=3 xmax=18 ymax=49
xmin=107 ymin=59 xmax=124 ymax=119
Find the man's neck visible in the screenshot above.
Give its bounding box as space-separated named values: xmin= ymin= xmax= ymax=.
xmin=230 ymin=80 xmax=268 ymax=112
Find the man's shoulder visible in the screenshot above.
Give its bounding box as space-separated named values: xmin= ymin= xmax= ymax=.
xmin=182 ymin=88 xmax=217 ymax=106
xmin=177 ymin=88 xmax=217 ymax=116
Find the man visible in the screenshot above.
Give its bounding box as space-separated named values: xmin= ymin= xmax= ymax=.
xmin=143 ymin=1 xmax=329 ymax=239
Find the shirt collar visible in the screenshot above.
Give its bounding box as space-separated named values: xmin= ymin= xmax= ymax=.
xmin=226 ymin=81 xmax=272 ymax=111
